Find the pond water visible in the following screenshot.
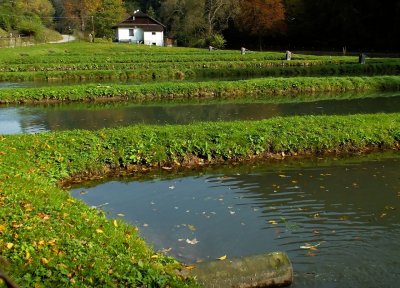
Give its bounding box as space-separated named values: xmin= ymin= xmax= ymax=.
xmin=1 ymin=93 xmax=400 ymax=134
xmin=70 ymin=152 xmax=400 ymax=287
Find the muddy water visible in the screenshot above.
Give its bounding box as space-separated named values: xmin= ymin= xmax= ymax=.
xmin=1 ymin=94 xmax=400 ymax=134
xmin=70 ymin=152 xmax=400 ymax=287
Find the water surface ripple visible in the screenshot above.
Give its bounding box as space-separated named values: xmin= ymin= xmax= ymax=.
xmin=70 ymin=153 xmax=400 ymax=288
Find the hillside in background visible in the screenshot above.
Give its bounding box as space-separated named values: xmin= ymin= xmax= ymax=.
xmin=0 ymin=0 xmax=398 ymax=51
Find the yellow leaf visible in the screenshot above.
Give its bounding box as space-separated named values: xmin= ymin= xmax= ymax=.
xmin=25 ymin=251 xmax=31 ymax=260
xmin=0 ymin=224 xmax=5 ymax=233
xmin=6 ymin=243 xmax=14 ymax=249
xmin=113 ymin=220 xmax=118 ymax=227
xmin=151 ymin=255 xmax=159 ymax=259
xmin=41 ymin=258 xmax=49 ymax=265
xmin=185 ymin=265 xmax=195 ymax=270
xmin=268 ymin=220 xmax=278 ymax=225
xmin=96 ymin=229 xmax=104 ymax=234
xmin=217 ymin=255 xmax=227 ymax=261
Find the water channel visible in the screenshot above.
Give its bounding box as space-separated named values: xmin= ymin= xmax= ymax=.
xmin=1 ymin=93 xmax=400 ymax=134
xmin=70 ymin=152 xmax=400 ymax=287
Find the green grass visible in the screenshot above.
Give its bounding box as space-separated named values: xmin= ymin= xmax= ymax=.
xmin=1 ymin=41 xmax=400 ymax=287
xmin=1 ymin=76 xmax=399 ymax=104
xmin=0 ymin=42 xmax=398 ymax=83
xmin=1 ymin=114 xmax=400 ymax=287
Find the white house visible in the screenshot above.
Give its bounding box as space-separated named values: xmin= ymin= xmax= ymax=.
xmin=113 ymin=11 xmax=165 ymax=46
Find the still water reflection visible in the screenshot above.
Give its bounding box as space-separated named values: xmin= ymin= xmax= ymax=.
xmin=2 ymin=94 xmax=400 ymax=134
xmin=70 ymin=153 xmax=400 ymax=287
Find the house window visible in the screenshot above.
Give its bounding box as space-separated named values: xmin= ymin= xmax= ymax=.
xmin=152 ymin=32 xmax=156 ymax=35
xmin=129 ymin=29 xmax=134 ymax=36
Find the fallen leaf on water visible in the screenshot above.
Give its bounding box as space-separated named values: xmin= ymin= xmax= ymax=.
xmin=187 ymin=224 xmax=196 ymax=232
xmin=306 ymin=252 xmax=317 ymax=257
xmin=161 ymin=247 xmax=172 ymax=253
xmin=268 ymin=220 xmax=278 ymax=225
xmin=217 ymin=255 xmax=227 ymax=261
xmin=278 ymin=174 xmax=290 ymax=178
xmin=300 ymin=242 xmax=324 ymax=250
xmin=117 ymin=213 xmax=125 ymax=217
xmin=186 ymin=238 xmax=199 ymax=245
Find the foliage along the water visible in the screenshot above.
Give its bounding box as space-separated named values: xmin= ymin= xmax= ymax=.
xmin=1 ymin=113 xmax=400 ymax=286
xmin=0 ymin=75 xmax=399 ymax=104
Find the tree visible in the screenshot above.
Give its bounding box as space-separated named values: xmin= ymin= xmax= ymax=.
xmin=236 ymin=0 xmax=286 ymax=49
xmin=62 ymin=0 xmax=102 ymax=31
xmin=204 ymin=0 xmax=238 ymax=38
xmin=160 ymin=0 xmax=237 ymax=47
xmin=160 ymin=0 xmax=206 ymax=46
xmin=16 ymin=0 xmax=55 ymax=21
xmin=94 ymin=0 xmax=125 ymax=38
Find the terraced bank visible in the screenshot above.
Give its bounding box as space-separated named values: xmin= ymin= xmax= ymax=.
xmin=1 ymin=42 xmax=400 ymax=287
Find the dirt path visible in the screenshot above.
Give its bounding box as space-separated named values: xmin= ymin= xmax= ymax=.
xmin=49 ymin=34 xmax=76 ymax=43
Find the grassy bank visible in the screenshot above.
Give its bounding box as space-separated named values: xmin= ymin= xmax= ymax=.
xmin=1 ymin=113 xmax=399 ymax=286
xmin=2 ymin=42 xmax=399 ymax=83
xmin=1 ymin=76 xmax=399 ymax=104
xmin=0 ymin=62 xmax=398 ymax=82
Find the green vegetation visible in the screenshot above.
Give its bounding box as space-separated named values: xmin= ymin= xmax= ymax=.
xmin=1 ymin=76 xmax=399 ymax=104
xmin=1 ymin=114 xmax=400 ymax=286
xmin=1 ymin=41 xmax=400 ymax=287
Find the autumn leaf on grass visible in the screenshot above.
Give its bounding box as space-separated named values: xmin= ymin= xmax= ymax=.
xmin=217 ymin=255 xmax=227 ymax=261
xmin=185 ymin=265 xmax=195 ymax=270
xmin=0 ymin=224 xmax=5 ymax=233
xmin=113 ymin=220 xmax=118 ymax=227
xmin=96 ymin=229 xmax=104 ymax=234
xmin=6 ymin=243 xmax=14 ymax=249
xmin=37 ymin=212 xmax=50 ymax=220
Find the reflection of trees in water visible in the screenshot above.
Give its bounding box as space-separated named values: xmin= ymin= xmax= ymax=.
xmin=13 ymin=94 xmax=400 ymax=132
xmin=32 ymin=103 xmax=285 ymax=131
xmin=213 ymin=156 xmax=400 ymax=221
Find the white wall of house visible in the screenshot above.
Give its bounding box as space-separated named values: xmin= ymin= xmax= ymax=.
xmin=143 ymin=31 xmax=164 ymax=46
xmin=116 ymin=28 xmax=164 ymax=46
xmin=116 ymin=28 xmax=144 ymax=43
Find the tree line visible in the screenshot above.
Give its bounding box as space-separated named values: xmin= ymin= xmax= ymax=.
xmin=0 ymin=0 xmax=398 ymax=51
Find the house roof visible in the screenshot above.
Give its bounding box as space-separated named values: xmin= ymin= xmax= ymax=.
xmin=112 ymin=11 xmax=165 ymax=32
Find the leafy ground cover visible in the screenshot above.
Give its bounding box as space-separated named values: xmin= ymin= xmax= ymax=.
xmin=1 ymin=42 xmax=400 ymax=287
xmin=0 ymin=42 xmax=398 ymax=82
xmin=1 ymin=113 xmax=400 ymax=287
xmin=0 ymin=76 xmax=399 ymax=104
